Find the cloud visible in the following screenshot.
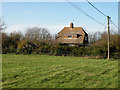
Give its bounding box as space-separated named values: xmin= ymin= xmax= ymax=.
xmin=4 ymin=23 xmax=29 ymax=34
xmin=4 ymin=23 xmax=67 ymax=35
xmin=41 ymin=24 xmax=67 ymax=34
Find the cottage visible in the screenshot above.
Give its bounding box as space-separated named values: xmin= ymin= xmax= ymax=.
xmin=56 ymin=22 xmax=88 ymax=46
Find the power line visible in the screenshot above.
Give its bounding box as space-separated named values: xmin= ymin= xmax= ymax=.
xmin=98 ymin=20 xmax=107 ymax=31
xmin=65 ymin=0 xmax=105 ymax=26
xmin=110 ymin=20 xmax=118 ymax=30
xmin=85 ymin=0 xmax=107 ymax=17
xmin=85 ymin=0 xmax=118 ymax=30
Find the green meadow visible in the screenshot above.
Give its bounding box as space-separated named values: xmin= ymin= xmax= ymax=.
xmin=2 ymin=54 xmax=118 ymax=88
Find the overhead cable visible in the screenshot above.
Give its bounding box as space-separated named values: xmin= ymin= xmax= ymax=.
xmin=65 ymin=0 xmax=105 ymax=26
xmin=85 ymin=0 xmax=107 ymax=17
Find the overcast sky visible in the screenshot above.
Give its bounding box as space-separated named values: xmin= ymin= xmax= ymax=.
xmin=2 ymin=0 xmax=118 ymax=34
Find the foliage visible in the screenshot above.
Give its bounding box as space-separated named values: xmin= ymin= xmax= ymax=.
xmin=2 ymin=32 xmax=23 ymax=53
xmin=17 ymin=40 xmax=36 ymax=54
xmin=25 ymin=26 xmax=52 ymax=42
xmin=1 ymin=29 xmax=120 ymax=59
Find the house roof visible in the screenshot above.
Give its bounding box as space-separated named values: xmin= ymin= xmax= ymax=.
xmin=58 ymin=27 xmax=87 ymax=35
xmin=58 ymin=22 xmax=87 ymax=35
xmin=56 ymin=23 xmax=88 ymax=44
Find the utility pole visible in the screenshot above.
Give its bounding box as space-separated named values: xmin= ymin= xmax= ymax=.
xmin=107 ymin=16 xmax=110 ymax=60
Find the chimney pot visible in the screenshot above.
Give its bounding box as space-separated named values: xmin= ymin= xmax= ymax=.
xmin=70 ymin=22 xmax=74 ymax=28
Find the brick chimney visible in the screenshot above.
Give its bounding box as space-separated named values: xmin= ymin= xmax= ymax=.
xmin=70 ymin=22 xmax=74 ymax=28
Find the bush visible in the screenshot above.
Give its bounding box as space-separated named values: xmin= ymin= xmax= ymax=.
xmin=2 ymin=48 xmax=7 ymax=54
xmin=5 ymin=38 xmax=119 ymax=59
xmin=111 ymin=52 xmax=120 ymax=59
xmin=17 ymin=40 xmax=36 ymax=54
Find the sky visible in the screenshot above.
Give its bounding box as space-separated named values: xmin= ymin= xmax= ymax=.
xmin=1 ymin=0 xmax=118 ymax=35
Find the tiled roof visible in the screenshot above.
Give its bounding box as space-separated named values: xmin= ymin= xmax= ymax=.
xmin=56 ymin=26 xmax=88 ymax=44
xmin=58 ymin=27 xmax=84 ymax=34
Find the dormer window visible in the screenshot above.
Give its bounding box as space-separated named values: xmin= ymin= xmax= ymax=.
xmin=68 ymin=35 xmax=72 ymax=38
xmin=77 ymin=34 xmax=82 ymax=38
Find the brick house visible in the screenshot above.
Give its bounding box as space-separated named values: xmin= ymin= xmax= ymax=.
xmin=56 ymin=22 xmax=88 ymax=46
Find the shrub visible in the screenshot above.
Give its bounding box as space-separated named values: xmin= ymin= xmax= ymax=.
xmin=17 ymin=40 xmax=36 ymax=54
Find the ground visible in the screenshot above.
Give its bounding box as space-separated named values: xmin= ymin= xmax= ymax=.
xmin=2 ymin=54 xmax=118 ymax=88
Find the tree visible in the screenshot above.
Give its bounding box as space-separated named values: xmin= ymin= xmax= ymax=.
xmin=0 ymin=17 xmax=6 ymax=53
xmin=88 ymin=31 xmax=101 ymax=44
xmin=92 ymin=31 xmax=120 ymax=58
xmin=9 ymin=31 xmax=23 ymax=49
xmin=2 ymin=32 xmax=9 ymax=53
xmin=0 ymin=18 xmax=6 ymax=31
xmin=2 ymin=31 xmax=24 ymax=53
xmin=25 ymin=26 xmax=52 ymax=42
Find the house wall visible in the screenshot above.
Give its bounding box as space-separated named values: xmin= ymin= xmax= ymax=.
xmin=56 ymin=27 xmax=87 ymax=44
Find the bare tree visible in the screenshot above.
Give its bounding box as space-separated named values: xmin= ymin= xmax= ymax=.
xmin=0 ymin=17 xmax=6 ymax=54
xmin=0 ymin=18 xmax=6 ymax=31
xmin=88 ymin=31 xmax=101 ymax=43
xmin=25 ymin=26 xmax=52 ymax=42
xmin=40 ymin=28 xmax=52 ymax=41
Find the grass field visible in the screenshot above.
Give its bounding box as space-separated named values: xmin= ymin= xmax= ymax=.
xmin=2 ymin=54 xmax=118 ymax=88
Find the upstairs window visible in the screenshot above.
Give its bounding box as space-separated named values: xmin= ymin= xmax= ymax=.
xmin=77 ymin=34 xmax=82 ymax=38
xmin=68 ymin=35 xmax=72 ymax=38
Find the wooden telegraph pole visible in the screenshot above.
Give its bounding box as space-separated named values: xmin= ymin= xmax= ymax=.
xmin=107 ymin=16 xmax=110 ymax=60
